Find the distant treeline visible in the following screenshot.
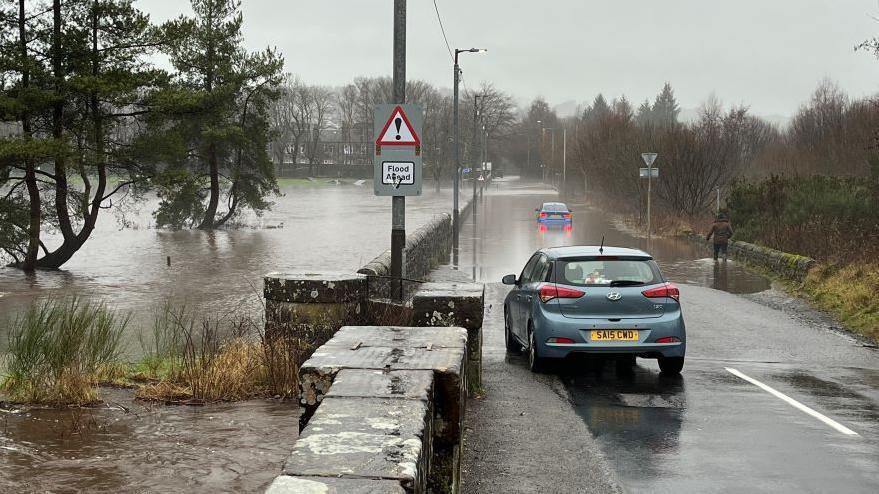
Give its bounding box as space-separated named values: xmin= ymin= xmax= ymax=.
xmin=511 ymin=80 xmax=879 ymax=221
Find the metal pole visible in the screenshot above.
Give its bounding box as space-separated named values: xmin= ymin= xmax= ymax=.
xmin=561 ymin=128 xmax=566 ymax=198
xmin=647 ymin=163 xmax=652 ymax=241
xmin=391 ymin=0 xmax=406 ymax=301
xmin=472 ymin=95 xmax=480 ymax=214
xmin=452 ymin=55 xmax=460 ymax=265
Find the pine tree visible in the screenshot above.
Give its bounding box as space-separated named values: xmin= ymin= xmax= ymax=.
xmin=652 ymin=82 xmax=680 ymax=127
xmin=156 ymin=0 xmax=283 ymax=229
xmin=582 ymin=94 xmax=610 ymax=122
xmin=0 ymin=0 xmax=164 ymax=269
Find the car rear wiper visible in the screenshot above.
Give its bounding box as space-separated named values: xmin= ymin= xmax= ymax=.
xmin=609 ymin=280 xmax=645 ymax=287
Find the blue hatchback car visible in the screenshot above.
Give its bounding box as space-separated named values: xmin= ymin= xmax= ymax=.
xmin=502 ymin=246 xmax=686 ymax=374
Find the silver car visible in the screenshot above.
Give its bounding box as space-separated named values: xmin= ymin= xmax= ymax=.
xmin=502 ymin=246 xmax=686 ymax=374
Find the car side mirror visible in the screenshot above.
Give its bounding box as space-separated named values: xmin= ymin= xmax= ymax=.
xmin=534 ymin=208 xmax=540 ymax=212
xmin=502 ymin=274 xmax=517 ymax=285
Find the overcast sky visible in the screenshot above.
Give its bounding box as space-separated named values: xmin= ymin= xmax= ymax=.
xmin=143 ymin=0 xmax=879 ymax=119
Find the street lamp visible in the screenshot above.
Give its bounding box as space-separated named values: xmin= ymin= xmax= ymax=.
xmin=453 ymin=47 xmax=486 ymax=262
xmin=541 ymin=127 xmax=566 ymax=196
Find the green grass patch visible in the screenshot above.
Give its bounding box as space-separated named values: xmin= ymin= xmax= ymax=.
xmin=1 ymin=297 xmax=128 ymax=406
xmin=800 ymin=263 xmax=879 ymax=342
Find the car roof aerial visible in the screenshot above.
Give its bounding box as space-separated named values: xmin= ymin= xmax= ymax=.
xmin=541 ymin=245 xmax=652 ymax=259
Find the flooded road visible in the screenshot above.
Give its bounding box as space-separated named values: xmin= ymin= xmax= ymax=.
xmin=458 ymin=179 xmax=879 ymax=493
xmin=0 ymin=388 xmax=298 ymax=493
xmin=0 ymin=181 xmax=456 ymax=352
xmin=454 ymin=178 xmax=769 ymax=294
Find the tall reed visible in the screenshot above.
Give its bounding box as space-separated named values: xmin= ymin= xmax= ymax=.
xmin=2 ymin=297 xmax=128 ymax=406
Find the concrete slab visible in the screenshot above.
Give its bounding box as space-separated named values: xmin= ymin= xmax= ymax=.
xmin=283 ymin=397 xmax=432 ymax=493
xmin=317 ymin=325 xmax=467 ymax=350
xmin=266 ymin=475 xmax=406 ymax=494
xmin=328 ymin=369 xmax=434 ymax=401
xmin=301 ymin=345 xmax=465 ymax=406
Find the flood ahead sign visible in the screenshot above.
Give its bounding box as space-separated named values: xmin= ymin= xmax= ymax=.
xmin=374 ymin=104 xmax=423 ymax=196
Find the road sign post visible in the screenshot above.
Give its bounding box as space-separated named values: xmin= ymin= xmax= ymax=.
xmin=389 ymin=1 xmax=409 ymax=302
xmin=641 ymin=152 xmax=658 ymax=240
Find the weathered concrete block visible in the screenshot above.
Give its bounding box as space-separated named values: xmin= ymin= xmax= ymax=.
xmin=265 ymin=272 xmax=367 ymax=304
xmin=319 ymin=325 xmax=468 ymax=351
xmin=264 ymin=272 xmax=369 ymax=358
xmin=411 ymin=283 xmax=484 ymax=391
xmin=266 ymin=476 xmax=407 ymax=494
xmin=297 ymin=326 xmax=468 ymax=494
xmin=283 ymin=397 xmax=432 ymax=493
xmin=411 ymin=282 xmax=484 ymax=331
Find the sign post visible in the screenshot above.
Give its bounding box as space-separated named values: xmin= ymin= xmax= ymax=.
xmin=374 ymin=102 xmax=422 ymax=301
xmin=640 ymin=152 xmax=658 ymax=240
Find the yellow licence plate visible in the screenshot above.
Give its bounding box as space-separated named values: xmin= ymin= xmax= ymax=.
xmin=591 ymin=330 xmax=639 ymax=341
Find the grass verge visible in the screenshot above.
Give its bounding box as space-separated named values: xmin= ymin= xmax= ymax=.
xmin=799 ymin=263 xmax=879 ymax=342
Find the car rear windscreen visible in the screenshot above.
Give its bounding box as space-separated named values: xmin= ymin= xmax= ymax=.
xmin=542 ymin=203 xmax=567 ymax=212
xmin=556 ymin=258 xmax=662 ymax=287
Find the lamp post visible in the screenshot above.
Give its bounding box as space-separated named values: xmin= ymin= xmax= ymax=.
xmin=472 ymin=93 xmax=485 ymax=211
xmin=452 ymin=48 xmax=486 ymax=264
xmin=542 ymin=127 xmax=556 ymax=187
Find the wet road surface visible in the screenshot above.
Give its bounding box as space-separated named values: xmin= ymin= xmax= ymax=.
xmin=459 ymin=178 xmax=879 ymax=493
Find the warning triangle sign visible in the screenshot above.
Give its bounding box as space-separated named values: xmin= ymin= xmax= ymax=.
xmin=376 ymin=106 xmax=421 ymax=147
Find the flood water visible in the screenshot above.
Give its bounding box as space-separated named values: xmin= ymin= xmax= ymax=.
xmin=0 ymin=181 xmax=456 ymax=351
xmin=0 ymin=388 xmax=298 ymax=493
xmin=454 ymin=179 xmax=770 ymax=294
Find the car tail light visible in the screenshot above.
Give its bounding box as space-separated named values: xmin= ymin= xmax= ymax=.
xmin=642 ymin=282 xmax=680 ymax=302
xmin=563 ymin=213 xmax=572 ymax=219
xmin=655 ymin=336 xmax=681 ymax=344
xmin=539 ymin=212 xmax=547 ymax=218
xmin=547 ymin=337 xmax=576 ymax=344
xmin=539 ymin=283 xmax=585 ymax=303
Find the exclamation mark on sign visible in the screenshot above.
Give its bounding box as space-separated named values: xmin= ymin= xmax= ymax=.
xmin=394 ymin=117 xmax=402 ymax=140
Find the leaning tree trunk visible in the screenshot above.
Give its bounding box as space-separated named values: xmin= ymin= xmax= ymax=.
xmin=35 ymin=3 xmax=107 ymax=269
xmin=199 ymin=142 xmax=220 ymax=229
xmin=18 ymin=0 xmax=40 ymax=271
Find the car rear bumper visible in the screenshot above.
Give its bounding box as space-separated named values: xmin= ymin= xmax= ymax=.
xmin=533 ymin=309 xmax=686 ymax=359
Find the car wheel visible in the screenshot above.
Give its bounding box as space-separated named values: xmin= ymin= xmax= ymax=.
xmin=658 ymin=356 xmax=684 ymax=375
xmin=504 ymin=308 xmax=521 ymax=352
xmin=528 ymin=325 xmax=546 ymax=373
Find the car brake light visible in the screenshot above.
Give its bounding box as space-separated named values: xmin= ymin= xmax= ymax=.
xmin=539 ymin=283 xmax=585 ymax=303
xmin=655 ymin=336 xmax=681 ymax=344
xmin=539 ymin=212 xmax=547 ymax=218
xmin=563 ymin=213 xmax=571 ymax=219
xmin=642 ymin=282 xmax=680 ymax=302
xmin=547 ymin=337 xmax=576 ymax=344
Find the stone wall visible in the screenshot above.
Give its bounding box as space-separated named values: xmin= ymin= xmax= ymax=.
xmin=688 ymin=234 xmax=816 ymax=281
xmin=267 ymin=325 xmax=469 ymax=494
xmin=727 ymin=240 xmax=816 ymax=281
xmin=358 ymin=212 xmax=453 ymax=281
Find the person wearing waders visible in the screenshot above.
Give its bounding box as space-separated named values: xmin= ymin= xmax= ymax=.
xmin=706 ymin=213 xmax=734 ymax=261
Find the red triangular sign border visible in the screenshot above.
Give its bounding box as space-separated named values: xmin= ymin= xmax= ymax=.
xmin=375 ymin=105 xmax=421 ymax=147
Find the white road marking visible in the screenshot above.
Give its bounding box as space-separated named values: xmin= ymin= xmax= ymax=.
xmin=725 ymin=367 xmax=859 ymax=437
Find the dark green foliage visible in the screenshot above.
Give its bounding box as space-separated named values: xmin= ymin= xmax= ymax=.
xmin=727 ymin=175 xmax=879 ymax=261
xmin=151 ymin=0 xmax=283 ymax=229
xmin=0 ymin=0 xmax=166 ymax=269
